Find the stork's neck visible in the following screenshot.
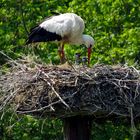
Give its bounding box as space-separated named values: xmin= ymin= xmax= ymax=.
xmin=82 ymin=34 xmax=90 ymax=45
xmin=81 ymin=35 xmax=86 ymax=44
xmin=81 ymin=34 xmax=94 ymax=47
xmin=69 ymin=34 xmax=90 ymax=45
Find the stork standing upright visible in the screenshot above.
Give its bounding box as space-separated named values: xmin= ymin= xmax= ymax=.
xmin=26 ymin=13 xmax=94 ymax=64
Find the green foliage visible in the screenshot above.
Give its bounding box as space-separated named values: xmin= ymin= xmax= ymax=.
xmin=92 ymin=121 xmax=131 ymax=140
xmin=0 ymin=111 xmax=63 ymax=140
xmin=1 ymin=0 xmax=140 ymax=65
xmin=1 ymin=0 xmax=140 ymax=139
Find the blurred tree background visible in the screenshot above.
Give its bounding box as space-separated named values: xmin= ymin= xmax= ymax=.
xmin=0 ymin=0 xmax=140 ymax=139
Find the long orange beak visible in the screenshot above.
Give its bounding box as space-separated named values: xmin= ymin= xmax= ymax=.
xmin=87 ymin=47 xmax=91 ymax=65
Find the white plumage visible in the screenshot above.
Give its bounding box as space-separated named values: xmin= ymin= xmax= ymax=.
xmin=26 ymin=13 xmax=94 ymax=64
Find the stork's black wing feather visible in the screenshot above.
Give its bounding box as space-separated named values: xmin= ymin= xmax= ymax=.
xmin=26 ymin=26 xmax=62 ymax=44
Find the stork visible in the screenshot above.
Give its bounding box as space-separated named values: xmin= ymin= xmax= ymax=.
xmin=26 ymin=13 xmax=94 ymax=64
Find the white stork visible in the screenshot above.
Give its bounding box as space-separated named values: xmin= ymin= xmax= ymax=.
xmin=26 ymin=13 xmax=94 ymax=64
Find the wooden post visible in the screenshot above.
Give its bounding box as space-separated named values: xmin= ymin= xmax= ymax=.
xmin=63 ymin=116 xmax=92 ymax=140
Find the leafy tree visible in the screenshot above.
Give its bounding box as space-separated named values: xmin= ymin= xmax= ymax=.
xmin=1 ymin=0 xmax=140 ymax=65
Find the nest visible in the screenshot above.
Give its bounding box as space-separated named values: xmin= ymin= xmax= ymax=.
xmin=0 ymin=59 xmax=140 ymax=120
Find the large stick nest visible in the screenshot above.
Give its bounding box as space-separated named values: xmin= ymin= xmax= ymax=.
xmin=0 ymin=59 xmax=140 ymax=119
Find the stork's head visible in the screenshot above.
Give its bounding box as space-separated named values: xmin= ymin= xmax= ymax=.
xmin=82 ymin=35 xmax=94 ymax=65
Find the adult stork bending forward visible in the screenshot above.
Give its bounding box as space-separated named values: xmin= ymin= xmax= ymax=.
xmin=26 ymin=13 xmax=94 ymax=64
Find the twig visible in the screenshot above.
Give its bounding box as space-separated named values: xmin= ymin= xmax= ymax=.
xmin=129 ymin=107 xmax=137 ymax=140
xmin=40 ymin=71 xmax=70 ymax=109
xmin=0 ymin=51 xmax=26 ymax=71
xmin=17 ymin=91 xmax=77 ymax=114
xmin=0 ymin=88 xmax=20 ymax=111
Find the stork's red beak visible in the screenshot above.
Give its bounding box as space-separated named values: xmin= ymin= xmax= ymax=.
xmin=87 ymin=47 xmax=91 ymax=65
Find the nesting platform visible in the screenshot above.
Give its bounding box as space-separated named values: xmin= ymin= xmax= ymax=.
xmin=0 ymin=61 xmax=140 ymax=120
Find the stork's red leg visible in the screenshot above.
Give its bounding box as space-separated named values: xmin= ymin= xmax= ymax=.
xmin=58 ymin=44 xmax=62 ymax=61
xmin=58 ymin=43 xmax=65 ymax=64
xmin=61 ymin=44 xmax=65 ymax=62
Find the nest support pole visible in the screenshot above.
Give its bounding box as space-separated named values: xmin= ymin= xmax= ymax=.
xmin=63 ymin=116 xmax=92 ymax=140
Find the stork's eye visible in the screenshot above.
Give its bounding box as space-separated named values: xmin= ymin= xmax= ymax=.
xmin=89 ymin=44 xmax=92 ymax=48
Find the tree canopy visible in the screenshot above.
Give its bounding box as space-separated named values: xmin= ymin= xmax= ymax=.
xmin=0 ymin=0 xmax=140 ymax=65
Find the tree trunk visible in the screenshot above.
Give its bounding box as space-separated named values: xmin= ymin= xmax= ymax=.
xmin=63 ymin=116 xmax=92 ymax=140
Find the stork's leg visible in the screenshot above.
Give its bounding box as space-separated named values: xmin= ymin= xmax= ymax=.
xmin=58 ymin=43 xmax=65 ymax=64
xmin=61 ymin=43 xmax=65 ymax=63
